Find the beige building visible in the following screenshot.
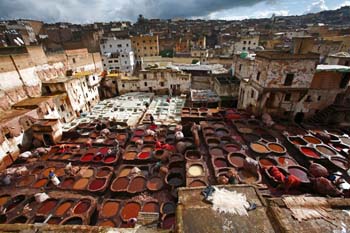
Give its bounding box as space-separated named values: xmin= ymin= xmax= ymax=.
xmin=131 ymin=35 xmax=159 ymax=60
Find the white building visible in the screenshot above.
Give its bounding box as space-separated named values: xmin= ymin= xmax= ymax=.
xmin=100 ymin=37 xmax=135 ymax=73
xmin=234 ymin=35 xmax=259 ymax=54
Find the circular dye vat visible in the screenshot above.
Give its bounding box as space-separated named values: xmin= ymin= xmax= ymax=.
xmin=61 ymin=178 xmax=75 ymax=189
xmin=55 ymin=168 xmax=65 ymax=177
xmin=6 ymin=195 xmax=25 ymax=212
xmin=289 ymin=136 xmax=307 ymax=146
xmin=250 ymin=143 xmax=269 ymax=154
xmin=88 ymin=178 xmax=106 ymax=191
xmin=288 ymin=166 xmax=310 ymax=183
xmin=142 ymin=202 xmax=159 ymax=213
xmin=207 ymin=138 xmax=220 ymax=147
xmin=185 ymin=151 xmax=202 ymax=161
xmin=104 ymin=156 xmax=117 ymax=163
xmin=138 ymin=152 xmax=151 ymax=160
xmin=102 ymin=201 xmax=120 ymax=217
xmin=73 ymin=200 xmax=91 ymax=214
xmin=300 ymin=147 xmax=321 ymax=159
xmin=62 ymin=216 xmax=83 ymax=225
xmin=99 ymin=147 xmax=109 ymax=155
xmin=121 ymin=202 xmax=141 ymax=221
xmin=162 ymin=214 xmax=175 ymax=229
xmin=166 ymin=173 xmax=183 ymax=187
xmin=33 ymin=178 xmax=48 ymax=188
xmin=216 ymin=128 xmax=229 ymax=137
xmin=119 ymin=168 xmax=132 ymax=177
xmin=238 ymin=169 xmax=258 ymax=184
xmin=161 ymin=202 xmax=175 ymax=215
xmin=213 ymin=158 xmax=228 ymax=168
xmin=259 ymin=158 xmax=277 ymax=168
xmin=189 ymin=180 xmax=207 ymax=187
xmin=55 ymin=201 xmax=73 ymax=216
xmin=225 ymin=144 xmax=240 ymax=153
xmin=116 ymin=134 xmax=127 ymax=141
xmin=81 ymin=169 xmax=94 ymax=178
xmin=37 ymin=199 xmax=58 ymax=215
xmin=43 ymin=167 xmax=55 ymax=177
xmin=228 ymin=153 xmax=246 ymax=168
xmin=112 ymin=177 xmax=129 ymax=191
xmin=331 ymin=157 xmax=348 ymax=170
xmin=238 ymin=127 xmax=253 ymax=134
xmin=316 ymin=145 xmax=336 ymax=156
xmin=131 ymin=136 xmax=141 ymax=142
xmin=144 ymin=135 xmax=154 ymax=142
xmin=213 ymin=123 xmax=225 ymax=129
xmin=244 ymin=134 xmax=260 ymax=142
xmin=61 ymin=154 xmax=72 ymax=160
xmin=0 ymin=195 xmax=10 ymax=206
xmin=134 ymin=129 xmax=144 ymax=136
xmin=267 ymin=143 xmax=286 ymax=154
xmin=303 ymin=136 xmax=321 ymax=144
xmin=73 ymin=178 xmax=89 ymax=190
xmin=128 ymin=176 xmax=146 ymax=193
xmin=124 ymin=151 xmax=137 ymax=160
xmin=96 ymin=168 xmax=110 ymax=178
xmin=17 ymin=175 xmax=35 ymax=187
xmin=188 ymin=165 xmax=204 ymax=176
xmin=141 ymin=145 xmax=153 ymax=152
xmin=210 ymin=147 xmax=224 ymax=157
xmin=80 ymin=153 xmax=94 ymax=162
xmin=277 ymin=157 xmax=296 ymax=167
xmin=98 ymin=220 xmax=116 ymax=227
xmin=93 ymin=154 xmax=103 ymax=162
xmin=147 ymin=177 xmax=164 ymax=191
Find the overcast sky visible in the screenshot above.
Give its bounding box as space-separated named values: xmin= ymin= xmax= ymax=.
xmin=0 ymin=0 xmax=349 ymax=23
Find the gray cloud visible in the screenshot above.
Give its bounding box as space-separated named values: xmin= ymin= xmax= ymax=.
xmin=0 ymin=0 xmax=266 ymax=23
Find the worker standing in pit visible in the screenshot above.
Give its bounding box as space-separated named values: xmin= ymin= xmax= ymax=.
xmin=49 ymin=170 xmax=60 ymax=186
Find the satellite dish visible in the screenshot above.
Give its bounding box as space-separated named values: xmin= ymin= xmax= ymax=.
xmin=16 ymin=37 xmax=24 ymax=45
xmin=13 ymin=38 xmax=21 ymax=46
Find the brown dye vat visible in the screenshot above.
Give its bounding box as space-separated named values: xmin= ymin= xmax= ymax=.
xmin=225 ymin=144 xmax=240 ymax=153
xmin=96 ymin=168 xmax=110 ymax=178
xmin=210 ymin=147 xmax=225 ymax=157
xmin=73 ymin=178 xmax=89 ymax=190
xmin=121 ymin=202 xmax=141 ymax=221
xmin=98 ymin=220 xmax=116 ymax=227
xmin=238 ymin=127 xmax=253 ymax=134
xmin=213 ymin=158 xmax=228 ymax=168
xmin=124 ymin=151 xmax=137 ymax=160
xmin=128 ymin=176 xmax=146 ymax=193
xmin=73 ymin=199 xmax=91 ymax=214
xmin=204 ymin=128 xmax=215 ymax=135
xmin=259 ymin=158 xmax=277 ymax=168
xmin=17 ymin=175 xmax=35 ymax=187
xmin=289 ymin=136 xmax=307 ymax=146
xmin=55 ymin=168 xmax=66 ymax=177
xmin=81 ymin=169 xmax=94 ymax=178
xmin=112 ymin=177 xmax=129 ymax=191
xmin=288 ymin=166 xmax=310 ymax=183
xmin=277 ymin=157 xmax=296 ymax=167
xmin=250 ymin=142 xmax=269 ymax=153
xmin=119 ymin=168 xmax=132 ymax=177
xmin=88 ymin=178 xmax=106 ymax=191
xmin=33 ymin=178 xmax=48 ymax=188
xmin=31 ymin=166 xmax=44 ymax=175
xmin=38 ymin=199 xmax=58 ymax=215
xmin=189 ymin=180 xmax=207 ymax=187
xmin=102 ymin=201 xmax=120 ymax=217
xmin=303 ymin=136 xmax=322 ymax=144
xmin=147 ymin=176 xmax=164 ymax=191
xmin=55 ymin=201 xmax=73 ymax=216
xmin=142 ymin=202 xmax=159 ymax=212
xmin=43 ymin=167 xmax=55 ymax=177
xmin=61 ymin=154 xmax=72 ymax=160
xmin=116 ymin=134 xmax=127 ymax=141
xmin=185 ymin=150 xmax=202 ymax=161
xmin=238 ymin=169 xmax=258 ymax=184
xmin=216 ymin=128 xmax=229 ymax=137
xmin=228 ymin=153 xmax=246 ymax=168
xmin=0 ymin=195 xmax=10 ymax=206
xmin=316 ymin=145 xmax=336 ymax=156
xmin=61 ymin=178 xmax=75 ymax=189
xmin=267 ymin=143 xmax=286 ymax=154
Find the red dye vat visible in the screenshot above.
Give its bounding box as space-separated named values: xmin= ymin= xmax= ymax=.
xmin=73 ymin=200 xmax=90 ymax=214
xmin=138 ymin=152 xmax=150 ymax=159
xmin=37 ymin=199 xmax=57 ymax=215
xmin=96 ymin=169 xmax=110 ymax=177
xmin=134 ymin=130 xmax=144 ymax=136
xmin=162 ymin=214 xmax=175 ymax=229
xmin=214 ymin=158 xmax=227 ymax=168
xmin=112 ymin=177 xmax=129 ymax=191
xmin=301 ymin=147 xmax=320 ymax=158
xmin=93 ymin=154 xmax=103 ymax=162
xmin=128 ymin=177 xmax=146 ymax=193
xmin=121 ymin=202 xmax=141 ymax=220
xmin=99 ymin=147 xmax=109 ymax=155
xmin=142 ymin=202 xmax=159 ymax=212
xmin=61 ymin=178 xmax=75 ymax=188
xmin=131 ymin=136 xmax=141 ymax=142
xmin=104 ymin=156 xmax=116 ymax=163
xmin=288 ymin=167 xmax=310 ymax=183
xmin=88 ymin=179 xmax=106 ymax=191
xmin=81 ymin=153 xmax=94 ymax=162
xmin=225 ymin=144 xmax=239 ymax=153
